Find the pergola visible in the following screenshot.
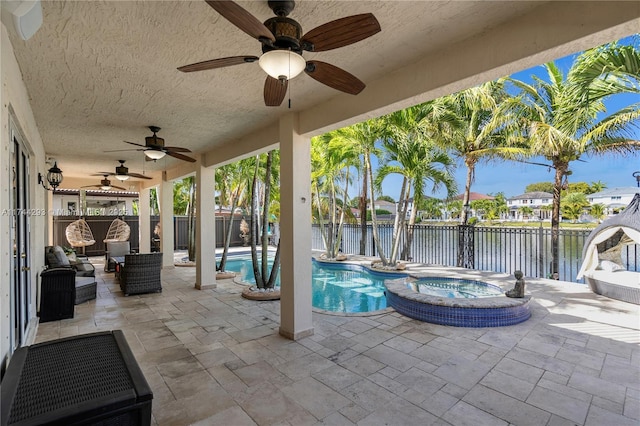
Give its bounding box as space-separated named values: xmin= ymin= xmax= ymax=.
xmin=1 ymin=1 xmax=638 ymax=358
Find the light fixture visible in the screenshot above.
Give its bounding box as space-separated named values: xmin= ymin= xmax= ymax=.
xmin=38 ymin=162 xmax=63 ymax=191
xmin=114 ymin=162 xmax=130 ymax=181
xmin=258 ymin=49 xmax=306 ymax=81
xmin=101 ymin=184 xmax=112 ymax=191
xmin=145 ymin=149 xmax=166 ymax=160
xmin=633 ymin=171 xmax=640 ymax=187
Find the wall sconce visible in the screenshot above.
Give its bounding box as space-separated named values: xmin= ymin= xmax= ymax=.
xmin=38 ymin=162 xmax=63 ymax=191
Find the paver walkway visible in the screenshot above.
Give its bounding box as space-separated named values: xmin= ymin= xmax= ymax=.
xmin=35 ymin=254 xmax=639 ymax=425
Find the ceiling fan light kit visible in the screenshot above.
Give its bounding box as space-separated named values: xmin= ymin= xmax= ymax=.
xmin=144 ymin=149 xmax=166 ymax=160
xmin=258 ymin=50 xmax=306 ymax=81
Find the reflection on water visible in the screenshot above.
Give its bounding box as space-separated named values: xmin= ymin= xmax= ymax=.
xmin=409 ymin=278 xmax=503 ymax=298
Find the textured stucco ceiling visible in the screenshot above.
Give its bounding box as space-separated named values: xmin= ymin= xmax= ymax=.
xmin=6 ymin=1 xmax=635 ymax=183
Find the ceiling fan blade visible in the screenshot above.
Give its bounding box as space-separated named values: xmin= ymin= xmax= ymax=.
xmin=104 ymin=149 xmax=144 ymax=152
xmin=178 ymin=56 xmax=259 ymax=73
xmin=110 ymin=185 xmax=128 ymax=190
xmin=81 ymin=185 xmax=101 ymax=189
xmin=305 ymin=61 xmax=365 ymax=95
xmin=264 ymin=76 xmax=287 ymax=107
xmin=205 ymin=1 xmax=275 ymax=42
xmin=123 ymin=140 xmax=147 ymax=148
xmin=93 ymin=172 xmax=115 ymax=176
xmin=127 ymin=172 xmax=153 ymax=180
xmin=164 ymin=146 xmax=192 ymax=153
xmin=301 ymin=13 xmax=381 ymax=52
xmin=166 ymin=151 xmax=197 ymax=163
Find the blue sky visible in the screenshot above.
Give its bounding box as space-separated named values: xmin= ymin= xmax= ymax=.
xmin=375 ymin=35 xmax=640 ymax=200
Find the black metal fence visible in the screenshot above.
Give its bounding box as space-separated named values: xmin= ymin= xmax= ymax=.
xmin=312 ymin=223 xmax=640 ymax=283
xmin=53 ymin=215 xmax=246 ymax=256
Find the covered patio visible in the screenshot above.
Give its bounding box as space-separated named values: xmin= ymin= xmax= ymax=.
xmin=34 ymin=253 xmax=640 ymax=425
xmin=1 ymin=1 xmax=639 ymax=421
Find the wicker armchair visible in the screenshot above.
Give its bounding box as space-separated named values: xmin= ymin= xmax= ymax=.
xmin=105 ymin=241 xmax=131 ymax=272
xmin=119 ymin=253 xmax=163 ymax=296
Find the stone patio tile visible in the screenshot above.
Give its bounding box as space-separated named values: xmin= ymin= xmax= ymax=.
xmin=556 ymin=346 xmax=605 ymax=371
xmin=479 ymin=369 xmax=535 ymax=401
xmin=163 ymin=370 xmax=224 ymax=399
xmin=506 ymin=347 xmax=575 ymax=377
xmin=207 ymin=365 xmax=248 ymax=393
xmin=153 ymin=387 xmax=238 ymax=426
xmin=401 ymin=329 xmax=438 ymax=344
xmin=358 ymin=396 xmax=438 ymax=426
xmin=463 ymin=385 xmax=550 ymax=426
xmin=477 ymin=329 xmax=521 ymax=350
xmin=234 ymin=381 xmax=313 ymax=425
xmin=339 ymin=402 xmax=371 ymax=424
xmin=585 ymin=405 xmax=639 ymax=426
xmin=516 ymin=335 xmax=561 ymax=357
xmin=227 ymin=340 xmax=282 ymax=365
xmin=419 ymin=389 xmax=459 ymax=417
xmin=494 ymin=357 xmax=544 ymax=384
xmin=367 ymin=372 xmax=409 ymax=397
xmin=227 ymin=324 xmax=276 ymax=343
xmin=195 ymin=346 xmax=242 ymax=369
xmin=317 ymin=335 xmax=358 ymax=353
xmin=442 ymin=401 xmax=508 ymax=426
xmin=276 ymin=352 xmax=337 ymax=381
xmin=410 ymin=344 xmax=455 ymax=366
xmin=383 ymin=335 xmax=424 ymax=353
xmin=156 ymin=355 xmax=204 ymax=379
xmin=191 ymin=406 xmax=257 ymax=426
xmin=338 ymin=354 xmax=385 ymax=377
xmin=624 ymin=394 xmax=640 ymax=420
xmin=350 ymin=327 xmax=395 ymax=348
xmin=600 ymin=357 xmax=640 ymax=390
xmin=280 ymin=376 xmax=352 ymax=419
xmin=341 ymin=378 xmax=398 ymax=412
xmin=339 ymin=319 xmax=376 ymax=334
xmin=363 ymin=344 xmax=421 ymax=372
xmin=139 ymin=334 xmax=182 ymax=352
xmin=312 ymin=365 xmax=363 ymax=391
xmin=432 ymin=354 xmax=493 ymax=390
xmin=317 ymin=411 xmax=356 ymax=425
xmin=567 ymin=370 xmax=627 ymax=403
xmin=234 ymin=360 xmax=287 ymax=387
xmin=395 ymin=366 xmax=447 ymax=396
xmin=526 ymin=386 xmax=589 ymax=424
xmin=591 ymin=395 xmax=624 ymax=415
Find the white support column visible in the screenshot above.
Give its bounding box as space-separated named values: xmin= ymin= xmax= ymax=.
xmin=159 ymin=176 xmax=175 ymax=269
xmin=138 ymin=187 xmax=151 ymax=253
xmin=278 ymin=113 xmax=313 ymax=340
xmin=196 ymin=162 xmax=216 ymax=289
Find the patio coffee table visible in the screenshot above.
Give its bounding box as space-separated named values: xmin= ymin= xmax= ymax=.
xmin=1 ymin=330 xmax=152 ymax=425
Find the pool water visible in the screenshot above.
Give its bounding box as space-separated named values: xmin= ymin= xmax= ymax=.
xmin=410 ymin=278 xmax=503 ymax=298
xmin=221 ymin=255 xmax=503 ymax=313
xmin=220 ymin=255 xmax=406 ymax=313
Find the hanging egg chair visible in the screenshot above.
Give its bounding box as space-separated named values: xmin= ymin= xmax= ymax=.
xmin=65 ymin=219 xmax=96 ymax=247
xmin=103 ymin=218 xmax=131 ymax=243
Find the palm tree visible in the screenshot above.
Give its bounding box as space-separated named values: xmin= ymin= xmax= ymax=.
xmin=376 ymin=104 xmax=456 ymax=263
xmin=311 ymin=132 xmax=356 ymax=259
xmin=589 ymin=203 xmax=607 ymax=222
xmin=562 ymin=192 xmax=589 ymax=222
xmin=588 ymin=180 xmax=607 ymax=194
xmin=518 ymin=206 xmax=534 ymax=220
xmin=438 ymin=80 xmax=528 ymax=224
xmin=509 ymin=42 xmax=640 ymax=277
xmin=328 ymin=120 xmax=384 ymax=255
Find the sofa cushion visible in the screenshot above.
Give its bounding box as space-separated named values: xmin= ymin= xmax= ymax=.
xmin=45 ymin=246 xmax=71 ymax=268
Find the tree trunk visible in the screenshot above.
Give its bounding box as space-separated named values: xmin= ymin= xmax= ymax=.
xmin=550 ymin=162 xmax=567 ymax=279
xmin=389 ymin=177 xmax=408 ymax=264
xmin=460 ymin=162 xmax=475 ymax=224
xmin=261 ymin=152 xmax=273 ymax=287
xmin=218 ymin=186 xmax=241 ymax=272
xmin=250 ymin=157 xmax=263 ymax=288
xmin=359 ymin=167 xmax=368 ymax=255
xmin=401 ymin=193 xmax=420 ymax=260
xmin=366 ymin=153 xmax=389 ymax=265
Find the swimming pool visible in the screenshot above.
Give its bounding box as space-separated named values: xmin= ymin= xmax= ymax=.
xmin=220 ymin=255 xmax=406 ymax=313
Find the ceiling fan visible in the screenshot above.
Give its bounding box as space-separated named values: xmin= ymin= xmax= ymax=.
xmin=94 ymin=160 xmax=153 ymax=181
xmin=81 ymin=174 xmax=127 ymax=191
xmin=178 ymin=0 xmax=381 ymax=106
xmin=107 ymin=126 xmax=196 ymax=163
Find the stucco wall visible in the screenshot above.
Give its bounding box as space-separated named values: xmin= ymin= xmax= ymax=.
xmin=1 ymin=23 xmax=48 ymax=368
